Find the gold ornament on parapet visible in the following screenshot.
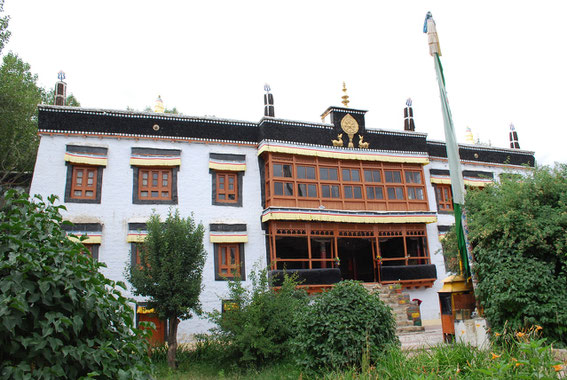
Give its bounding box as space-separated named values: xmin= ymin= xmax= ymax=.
xmin=340 ymin=114 xmax=359 ymax=148
xmin=358 ymin=135 xmax=369 ymax=149
xmin=332 ymin=133 xmax=344 ymax=147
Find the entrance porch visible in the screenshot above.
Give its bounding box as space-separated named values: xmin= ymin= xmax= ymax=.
xmin=267 ymin=221 xmax=437 ymax=289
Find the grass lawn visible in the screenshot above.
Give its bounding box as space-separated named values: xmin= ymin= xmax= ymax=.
xmin=151 ymin=341 xmax=565 ymax=379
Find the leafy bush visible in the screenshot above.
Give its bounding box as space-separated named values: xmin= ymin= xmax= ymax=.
xmin=0 ymin=191 xmax=150 ymax=379
xmin=207 ymin=268 xmax=308 ymax=367
xmin=293 ymin=280 xmax=398 ymax=372
xmin=439 ymin=225 xmax=460 ymax=274
xmin=464 ymin=165 xmax=567 ymax=346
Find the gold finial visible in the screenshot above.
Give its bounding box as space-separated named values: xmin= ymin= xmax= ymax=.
xmin=465 ymin=126 xmax=474 ymax=144
xmin=154 ymin=95 xmax=165 ymax=113
xmin=341 ymin=82 xmax=350 ymax=107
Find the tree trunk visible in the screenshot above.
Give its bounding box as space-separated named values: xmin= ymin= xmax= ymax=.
xmin=167 ymin=317 xmax=179 ymax=369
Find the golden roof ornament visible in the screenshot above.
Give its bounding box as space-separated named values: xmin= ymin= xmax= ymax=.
xmin=340 ymin=113 xmax=359 ymax=148
xmin=341 ymin=82 xmax=350 ymax=107
xmin=154 ymin=95 xmax=165 ymax=113
xmin=465 ymin=126 xmax=474 ymax=144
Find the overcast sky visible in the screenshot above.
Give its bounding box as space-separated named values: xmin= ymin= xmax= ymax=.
xmin=4 ymin=1 xmax=566 ymax=165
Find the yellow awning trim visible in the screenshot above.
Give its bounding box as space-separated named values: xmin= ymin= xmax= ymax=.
xmin=64 ymin=153 xmax=107 ymax=166
xmin=210 ymin=235 xmax=248 ymax=243
xmin=208 ymin=162 xmax=246 ymax=172
xmin=430 ymin=177 xmax=451 ymax=185
xmin=127 ymin=234 xmax=147 ymax=243
xmin=130 ymin=157 xmax=181 ymax=167
xmin=464 ymin=179 xmax=491 ymax=188
xmin=257 ymin=143 xmax=429 ymax=164
xmin=67 ymin=235 xmax=102 ymax=244
xmin=137 ymin=306 xmax=156 ymax=314
xmin=261 ymin=211 xmax=437 ymax=224
xmin=430 ymin=177 xmax=491 ymax=187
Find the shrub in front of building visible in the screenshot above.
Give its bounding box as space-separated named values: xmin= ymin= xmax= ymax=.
xmin=0 ymin=191 xmax=150 ymax=379
xmin=292 ymin=280 xmax=398 ymax=372
xmin=206 ymin=268 xmax=308 ymax=367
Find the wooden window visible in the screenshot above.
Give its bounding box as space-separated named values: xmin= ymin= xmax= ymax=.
xmin=364 ymin=169 xmax=382 ymax=183
xmin=407 ymin=187 xmax=424 ymax=200
xmin=131 ymin=243 xmax=144 ymax=268
xmin=138 ymin=168 xmax=172 ymax=200
xmin=405 ymin=171 xmax=422 ymax=184
xmin=264 ymin=154 xmax=427 ymax=211
xmin=216 ymin=244 xmax=241 ymax=279
xmin=273 ymin=164 xmax=292 ymax=177
xmin=321 ymin=184 xmax=340 ymax=198
xmin=366 ymin=186 xmax=384 ymax=200
xmin=297 ymin=183 xmax=317 ymax=197
xmin=319 ymin=167 xmax=338 ymax=181
xmin=343 ymin=185 xmax=362 ymax=199
xmin=385 ymin=170 xmax=402 ymax=183
xmin=297 ymin=166 xmax=316 ymax=179
xmin=274 ymin=181 xmax=294 ymax=196
xmin=82 ymin=244 xmax=99 ymax=261
xmin=387 ymin=187 xmax=405 ymax=200
xmin=70 ymin=166 xmax=98 ymax=200
xmin=342 ymin=168 xmax=361 ymax=182
xmin=216 ymin=172 xmax=238 ymax=203
xmin=435 ymin=184 xmax=454 ymax=211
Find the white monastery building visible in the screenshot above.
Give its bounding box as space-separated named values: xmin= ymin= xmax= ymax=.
xmin=30 ymin=84 xmax=535 ymax=342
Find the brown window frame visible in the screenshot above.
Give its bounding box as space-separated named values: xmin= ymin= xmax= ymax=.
xmin=435 ymin=184 xmax=454 ymax=212
xmin=82 ymin=243 xmax=100 ymax=262
xmin=133 ymin=167 xmax=178 ymax=205
xmin=71 ymin=166 xmax=98 ymax=199
xmin=214 ymin=243 xmax=245 ymax=280
xmin=138 ymin=168 xmax=172 ymax=201
xmin=65 ymin=164 xmax=103 ymax=203
xmin=216 ymin=172 xmax=238 ymax=203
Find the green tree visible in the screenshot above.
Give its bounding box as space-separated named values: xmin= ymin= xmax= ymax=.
xmin=0 ymin=52 xmax=44 ymax=188
xmin=0 ymin=191 xmax=151 ymax=378
xmin=0 ymin=0 xmax=9 ymax=55
xmin=463 ymin=165 xmax=567 ymax=345
xmin=126 ymin=209 xmax=206 ymax=368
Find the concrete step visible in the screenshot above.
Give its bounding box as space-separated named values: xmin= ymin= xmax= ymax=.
xmin=363 ymin=283 xmax=424 ymax=337
xmin=397 ymin=325 xmax=425 ymax=334
xmin=396 ymin=320 xmax=414 ymax=328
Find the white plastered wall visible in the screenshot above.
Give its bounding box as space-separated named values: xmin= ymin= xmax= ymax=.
xmin=30 ymin=135 xmax=266 ymax=340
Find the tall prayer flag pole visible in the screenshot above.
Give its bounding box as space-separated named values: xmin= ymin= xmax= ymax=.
xmin=423 ymin=12 xmax=475 ymax=283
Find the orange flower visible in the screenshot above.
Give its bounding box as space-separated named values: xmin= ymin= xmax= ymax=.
xmin=516 ymin=332 xmax=526 ymax=338
xmin=553 ymin=364 xmax=563 ymax=372
xmin=515 ymin=362 xmax=523 ymax=367
xmin=494 ymin=332 xmax=501 ymax=337
xmin=511 ymin=358 xmax=518 ymax=362
xmin=491 ymin=352 xmax=501 ymax=360
xmin=535 ymin=325 xmax=543 ymax=331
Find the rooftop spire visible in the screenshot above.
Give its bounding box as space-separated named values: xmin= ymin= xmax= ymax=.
xmin=263 ymin=83 xmax=275 ymax=117
xmin=509 ymin=123 xmax=520 ymax=149
xmin=465 ymin=126 xmax=474 ymax=144
xmin=154 ymin=95 xmax=165 ymax=113
xmin=341 ymin=82 xmax=350 ymax=107
xmin=54 ymin=71 xmax=67 ymax=106
xmin=403 ymin=98 xmax=415 ymax=131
